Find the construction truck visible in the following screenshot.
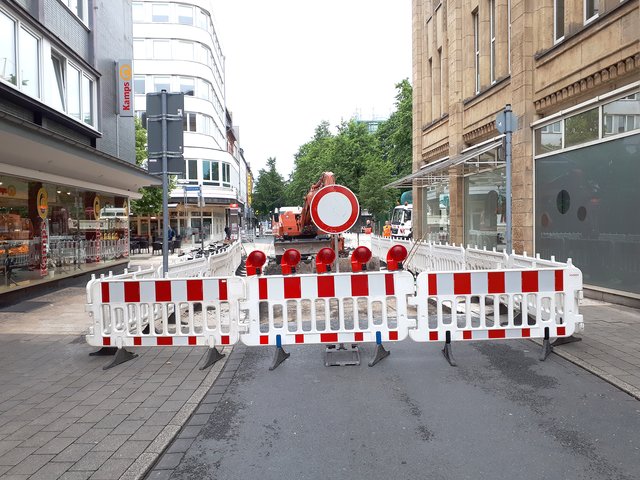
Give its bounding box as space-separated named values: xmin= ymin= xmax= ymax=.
xmin=272 ymin=172 xmax=345 ymax=260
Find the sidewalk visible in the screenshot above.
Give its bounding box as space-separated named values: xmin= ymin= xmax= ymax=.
xmin=0 ymin=268 xmax=638 ymax=479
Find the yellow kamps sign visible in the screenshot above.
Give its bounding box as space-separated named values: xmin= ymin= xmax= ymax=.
xmin=119 ymin=63 xmax=131 ymax=81
xmin=117 ymin=59 xmax=133 ymax=117
xmin=37 ymin=187 xmax=48 ymax=220
xmin=93 ymin=195 xmax=101 ymax=220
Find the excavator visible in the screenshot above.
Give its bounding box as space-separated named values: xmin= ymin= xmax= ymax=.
xmin=272 ymin=172 xmax=345 ymax=260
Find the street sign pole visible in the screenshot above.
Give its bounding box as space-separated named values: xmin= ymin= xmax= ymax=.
xmin=161 ymin=91 xmax=169 ymax=275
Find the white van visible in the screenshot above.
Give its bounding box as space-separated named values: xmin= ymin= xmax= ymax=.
xmin=391 ymin=204 xmax=412 ymax=240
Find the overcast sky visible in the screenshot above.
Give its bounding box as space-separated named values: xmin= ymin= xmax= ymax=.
xmin=211 ymin=0 xmax=412 ymax=178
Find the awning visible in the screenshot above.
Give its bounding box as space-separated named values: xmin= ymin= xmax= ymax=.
xmin=385 ymin=136 xmax=504 ymax=189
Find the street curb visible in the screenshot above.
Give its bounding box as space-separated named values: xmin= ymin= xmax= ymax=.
xmin=531 ymin=339 xmax=640 ymax=401
xmin=120 ymin=346 xmax=231 ymax=480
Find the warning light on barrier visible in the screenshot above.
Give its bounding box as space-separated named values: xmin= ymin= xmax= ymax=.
xmin=246 ymin=250 xmax=267 ymax=276
xmin=316 ymin=247 xmax=335 ymax=274
xmin=351 ymin=246 xmax=372 ymax=273
xmin=281 ymin=248 xmax=301 ymax=275
xmin=386 ymin=245 xmax=408 ymax=271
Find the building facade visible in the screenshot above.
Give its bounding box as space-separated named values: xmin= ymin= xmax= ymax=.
xmin=132 ymin=0 xmax=251 ymax=243
xmin=404 ymin=0 xmax=639 ymax=299
xmin=0 ymin=0 xmax=158 ymax=299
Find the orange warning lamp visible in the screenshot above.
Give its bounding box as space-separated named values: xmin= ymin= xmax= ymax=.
xmin=246 ymin=250 xmax=267 ymax=276
xmin=281 ymin=249 xmax=301 ymax=275
xmin=316 ymin=247 xmax=336 ymax=273
xmin=386 ymin=245 xmax=408 ymax=271
xmin=351 ymin=246 xmax=372 ymax=272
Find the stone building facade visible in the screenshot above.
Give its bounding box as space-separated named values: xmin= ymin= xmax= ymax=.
xmin=403 ymin=0 xmax=639 ymax=299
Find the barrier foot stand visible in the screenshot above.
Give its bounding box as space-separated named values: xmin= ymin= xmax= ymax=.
xmin=552 ymin=335 xmax=582 ymax=347
xmin=540 ymin=328 xmax=553 ymax=361
xmin=103 ymin=348 xmax=138 ymax=370
xmin=442 ymin=332 xmax=457 ymax=367
xmin=269 ymin=347 xmax=290 ymax=371
xmin=89 ymin=347 xmax=117 ymax=356
xmin=200 ymin=347 xmax=225 ymax=370
xmin=368 ymin=343 xmax=390 ymax=367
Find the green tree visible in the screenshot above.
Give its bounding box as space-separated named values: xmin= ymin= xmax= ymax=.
xmin=359 ymin=156 xmax=398 ymax=219
xmin=376 ymin=79 xmax=413 ymax=177
xmin=130 ymin=117 xmax=175 ymax=217
xmin=253 ymin=157 xmax=286 ymax=218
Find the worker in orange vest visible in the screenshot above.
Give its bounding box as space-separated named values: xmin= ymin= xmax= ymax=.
xmin=383 ymin=220 xmax=392 ymax=238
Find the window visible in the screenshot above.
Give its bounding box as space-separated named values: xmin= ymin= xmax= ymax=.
xmin=82 ymin=75 xmax=93 ymax=125
xmin=48 ymin=53 xmax=65 ymax=111
xmin=177 ymin=5 xmax=193 ymax=25
xmin=179 ymin=77 xmax=194 ymax=95
xmin=585 ymin=0 xmax=599 ymax=23
xmin=489 ymin=0 xmax=496 ymax=83
xmin=0 ymin=11 xmax=16 ymax=85
xmin=473 ymin=11 xmax=480 ymax=94
xmin=202 ymin=160 xmax=219 ymax=184
xmin=564 ymin=108 xmax=599 ymax=147
xmin=67 ymin=64 xmax=81 ymax=120
xmin=535 ymin=121 xmax=562 ymax=154
xmin=152 ymin=3 xmax=169 ymax=22
xmin=18 ymin=27 xmax=40 ymax=98
xmin=175 ymin=41 xmax=194 ymax=60
xmin=554 ymin=0 xmax=565 ymax=42
xmin=153 ymin=76 xmax=170 ymax=93
xmin=59 ymin=0 xmax=88 ymax=23
xmin=222 ymin=163 xmax=230 ymax=186
xmin=183 ymin=112 xmax=197 ymax=132
xmin=132 ymin=2 xmax=144 ymax=22
xmin=603 ymin=94 xmax=640 ymax=136
xmin=153 ymin=40 xmax=171 ymax=59
xmin=134 ymin=75 xmax=145 ymax=94
xmin=133 ymin=40 xmax=145 ymax=59
xmin=180 ymin=159 xmax=198 ymax=181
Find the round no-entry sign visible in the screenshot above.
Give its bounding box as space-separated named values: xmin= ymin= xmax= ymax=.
xmin=310 ymin=184 xmax=359 ymax=234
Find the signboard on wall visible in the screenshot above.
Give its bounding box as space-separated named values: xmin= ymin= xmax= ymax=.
xmin=117 ymin=60 xmax=133 ymax=117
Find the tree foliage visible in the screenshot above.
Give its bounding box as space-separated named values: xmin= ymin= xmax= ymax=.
xmin=253 ymin=157 xmax=286 ymax=218
xmin=376 ymin=79 xmax=413 ymax=177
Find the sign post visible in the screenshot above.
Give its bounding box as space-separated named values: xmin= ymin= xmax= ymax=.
xmin=310 ymin=185 xmax=359 ymax=273
xmin=496 ymin=104 xmax=517 ymax=254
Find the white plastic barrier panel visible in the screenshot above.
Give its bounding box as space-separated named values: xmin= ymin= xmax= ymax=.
xmin=241 ymin=270 xmax=416 ymax=347
xmin=409 ymin=267 xmax=583 ymax=343
xmin=86 ymin=276 xmax=245 ymax=349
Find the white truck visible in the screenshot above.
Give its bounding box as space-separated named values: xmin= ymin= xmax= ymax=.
xmin=391 ymin=203 xmax=412 ymax=240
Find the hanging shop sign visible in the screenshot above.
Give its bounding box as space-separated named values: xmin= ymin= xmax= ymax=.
xmin=37 ymin=187 xmax=49 ymax=220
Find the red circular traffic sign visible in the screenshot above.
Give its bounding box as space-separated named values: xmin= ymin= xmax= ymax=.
xmin=310 ymin=185 xmax=359 ymax=234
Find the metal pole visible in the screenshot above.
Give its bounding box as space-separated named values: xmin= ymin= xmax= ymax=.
xmin=200 ymin=187 xmax=204 ymax=252
xmin=161 ymin=91 xmax=169 ymax=275
xmin=505 ymin=104 xmax=513 ymax=254
xmin=334 ymin=234 xmax=339 ymax=273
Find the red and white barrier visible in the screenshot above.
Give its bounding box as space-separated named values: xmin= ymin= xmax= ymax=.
xmin=241 ymin=270 xmax=415 ymax=347
xmin=86 ymin=276 xmax=245 ymax=351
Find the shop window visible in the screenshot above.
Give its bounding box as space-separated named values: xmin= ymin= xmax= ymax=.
xmin=464 ymin=167 xmax=506 ymax=251
xmin=0 ymin=11 xmax=17 ymax=85
xmin=535 ymin=121 xmax=562 ymax=154
xmin=152 ymin=3 xmax=169 ymax=22
xmin=602 ymin=94 xmax=640 ymax=137
xmin=18 ymin=27 xmax=40 ymax=98
xmin=564 ymin=108 xmax=598 ymax=148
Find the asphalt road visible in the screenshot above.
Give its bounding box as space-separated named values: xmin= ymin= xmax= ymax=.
xmin=165 ymin=339 xmax=640 ymax=480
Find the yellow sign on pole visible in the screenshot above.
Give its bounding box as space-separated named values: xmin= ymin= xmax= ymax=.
xmin=37 ymin=187 xmax=48 ymax=220
xmin=93 ymin=195 xmax=101 ymax=220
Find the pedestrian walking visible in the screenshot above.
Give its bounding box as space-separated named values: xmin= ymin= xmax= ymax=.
xmin=383 ymin=221 xmax=392 ymax=238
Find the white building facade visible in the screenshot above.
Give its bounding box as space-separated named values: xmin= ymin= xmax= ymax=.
xmin=132 ymin=0 xmax=249 ymax=242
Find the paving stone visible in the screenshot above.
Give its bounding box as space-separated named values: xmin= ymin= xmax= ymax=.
xmin=110 ymin=420 xmax=145 ymax=436
xmin=75 ymin=429 xmax=112 ymax=445
xmin=59 ymin=423 xmax=94 ymax=439
xmin=94 ymin=414 xmax=128 ymax=430
xmin=166 ymin=438 xmax=194 ymax=454
xmin=146 ymin=470 xmax=173 ymax=480
xmin=92 ymin=434 xmax=130 ymax=452
xmin=157 ymin=400 xmax=185 ymax=412
xmin=88 ymin=457 xmax=135 ymax=480
xmin=195 ymin=403 xmax=218 ymax=415
xmin=144 ymin=411 xmax=176 ymax=426
xmin=0 ymin=440 xmax=21 ymax=456
xmin=186 ymin=414 xmax=210 ymax=426
xmin=19 ymin=430 xmax=59 ymax=448
xmin=27 ymin=460 xmax=74 ymax=480
xmin=59 ymin=471 xmax=93 ymax=480
xmin=35 ymin=436 xmax=76 ymax=455
xmin=112 ymin=440 xmax=150 ymax=459
xmin=68 ymin=449 xmax=112 ymax=471
xmin=175 ymin=425 xmax=202 ymax=439
xmin=4 ymin=453 xmax=54 ymax=475
xmin=0 ymin=447 xmax=37 ymax=466
xmin=52 ymin=443 xmax=94 ymax=463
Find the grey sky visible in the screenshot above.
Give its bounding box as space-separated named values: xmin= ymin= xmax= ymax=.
xmin=212 ymin=0 xmax=412 ymax=177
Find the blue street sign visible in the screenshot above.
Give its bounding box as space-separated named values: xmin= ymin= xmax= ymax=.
xmin=183 ymin=186 xmax=201 ymax=192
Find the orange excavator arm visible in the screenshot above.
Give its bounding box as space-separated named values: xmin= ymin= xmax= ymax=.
xmin=299 ymin=172 xmax=335 ymax=234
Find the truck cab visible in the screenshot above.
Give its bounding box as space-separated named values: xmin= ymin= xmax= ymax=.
xmin=391 ymin=204 xmax=412 ymax=240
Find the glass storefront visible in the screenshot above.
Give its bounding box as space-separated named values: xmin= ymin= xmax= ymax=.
xmin=422 ymin=182 xmax=450 ymax=243
xmin=464 ymin=167 xmax=507 ymax=251
xmin=535 ymin=133 xmax=640 ymax=294
xmin=0 ymin=174 xmax=129 ymax=294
